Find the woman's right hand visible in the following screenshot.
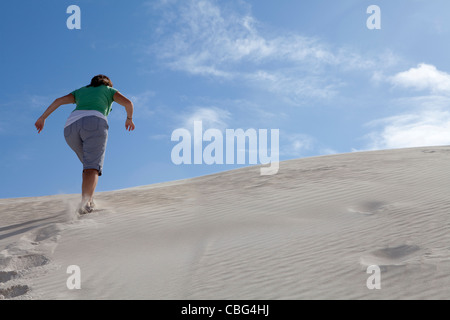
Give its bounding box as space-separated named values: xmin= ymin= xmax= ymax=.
xmin=125 ymin=118 xmax=135 ymax=131
xmin=35 ymin=117 xmax=45 ymax=134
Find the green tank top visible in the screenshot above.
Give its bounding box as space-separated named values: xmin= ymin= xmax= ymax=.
xmin=71 ymin=85 xmax=118 ymax=116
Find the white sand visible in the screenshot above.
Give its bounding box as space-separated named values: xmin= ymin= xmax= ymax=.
xmin=1 ymin=146 xmax=450 ymax=299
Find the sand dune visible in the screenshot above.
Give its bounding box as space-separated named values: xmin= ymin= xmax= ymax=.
xmin=1 ymin=146 xmax=450 ymax=299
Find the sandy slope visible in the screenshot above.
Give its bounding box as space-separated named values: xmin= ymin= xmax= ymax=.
xmin=1 ymin=146 xmax=450 ymax=299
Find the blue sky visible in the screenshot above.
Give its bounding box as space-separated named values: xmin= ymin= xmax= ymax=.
xmin=2 ymin=0 xmax=450 ymax=198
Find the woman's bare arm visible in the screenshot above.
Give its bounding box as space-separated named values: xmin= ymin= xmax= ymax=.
xmin=113 ymin=91 xmax=135 ymax=131
xmin=40 ymin=94 xmax=75 ymax=120
xmin=35 ymin=94 xmax=75 ymax=133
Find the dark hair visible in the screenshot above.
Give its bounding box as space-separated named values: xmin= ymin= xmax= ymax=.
xmin=87 ymin=74 xmax=113 ymax=87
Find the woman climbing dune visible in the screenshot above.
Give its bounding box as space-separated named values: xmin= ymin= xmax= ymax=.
xmin=35 ymin=75 xmax=135 ymax=214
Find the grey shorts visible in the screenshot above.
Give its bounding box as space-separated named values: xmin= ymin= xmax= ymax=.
xmin=64 ymin=116 xmax=109 ymax=176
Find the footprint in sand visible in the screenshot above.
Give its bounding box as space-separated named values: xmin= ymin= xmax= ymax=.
xmin=0 ymin=253 xmax=50 ymax=299
xmin=0 ymin=254 xmax=50 ymax=272
xmin=347 ymin=201 xmax=389 ymax=216
xmin=360 ymin=244 xmax=421 ymax=268
xmin=0 ymin=271 xmax=18 ymax=283
xmin=0 ymin=225 xmax=61 ymax=299
xmin=0 ymin=285 xmax=30 ymax=299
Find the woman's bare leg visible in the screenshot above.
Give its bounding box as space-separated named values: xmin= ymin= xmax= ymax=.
xmin=82 ymin=169 xmax=99 ymax=204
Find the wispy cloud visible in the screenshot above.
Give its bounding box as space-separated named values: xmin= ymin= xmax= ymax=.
xmin=281 ymin=133 xmax=315 ymax=157
xmin=245 ymin=71 xmax=342 ymax=105
xmin=0 ymin=94 xmax=53 ymax=111
xmin=148 ymin=0 xmax=392 ymax=104
xmin=365 ymin=107 xmax=450 ymax=149
xmin=0 ymin=95 xmax=53 ymax=135
xmin=29 ymin=95 xmax=52 ymax=109
xmin=130 ymin=90 xmax=156 ymax=118
xmin=182 ymin=106 xmax=231 ymax=131
xmin=279 ymin=132 xmax=337 ymax=158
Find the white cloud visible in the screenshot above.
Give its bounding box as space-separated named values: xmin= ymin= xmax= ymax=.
xmin=150 ymin=0 xmax=389 ymax=103
xmin=366 ymin=110 xmax=450 ymax=149
xmin=390 ymin=63 xmax=450 ymax=94
xmin=281 ymin=133 xmax=314 ymax=157
xmin=281 ymin=134 xmax=338 ymax=158
xmin=365 ymin=95 xmax=450 ymax=150
xmin=175 ymin=106 xmax=232 ymax=150
xmin=364 ymin=64 xmax=450 ymax=150
xmin=183 ymin=106 xmax=231 ymax=131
